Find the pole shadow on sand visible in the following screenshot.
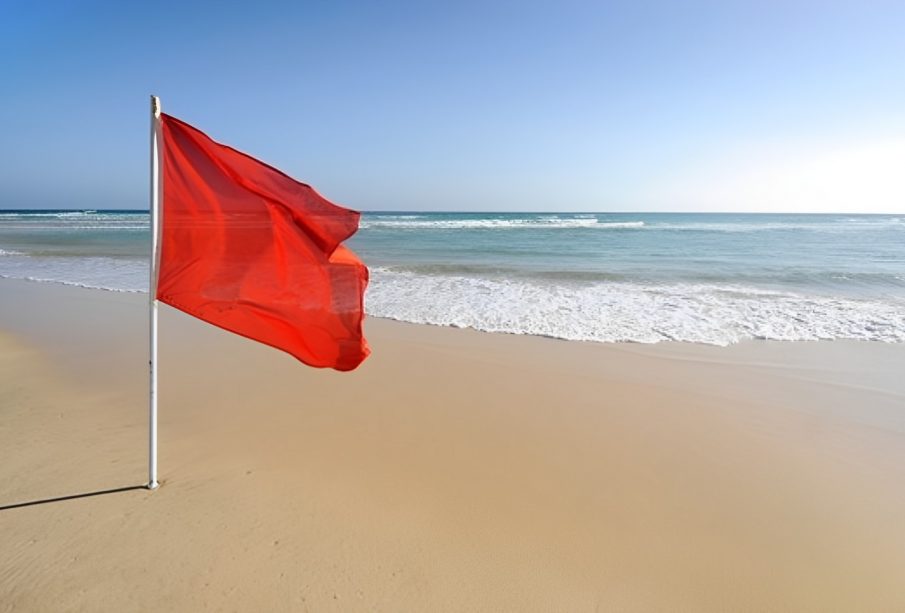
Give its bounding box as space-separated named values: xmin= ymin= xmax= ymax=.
xmin=0 ymin=485 xmax=147 ymax=511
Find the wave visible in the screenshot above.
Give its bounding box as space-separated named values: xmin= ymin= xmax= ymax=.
xmin=1 ymin=225 xmax=149 ymax=230
xmin=3 ymin=266 xmax=903 ymax=344
xmin=365 ymin=269 xmax=905 ymax=344
xmin=360 ymin=218 xmax=644 ymax=230
xmin=0 ymin=275 xmax=143 ymax=293
xmin=372 ymin=265 xmax=905 ymax=291
xmin=378 ymin=264 xmax=631 ymax=283
xmin=0 ymin=255 xmax=148 ymax=293
xmin=0 ymin=210 xmax=106 ymax=218
xmin=654 ymin=218 xmax=905 ymax=234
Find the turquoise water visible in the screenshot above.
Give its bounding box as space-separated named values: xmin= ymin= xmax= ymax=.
xmin=2 ymin=210 xmax=904 ymax=344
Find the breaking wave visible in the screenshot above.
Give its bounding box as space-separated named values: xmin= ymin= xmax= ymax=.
xmin=360 ymin=217 xmax=644 ymax=230
xmin=365 ymin=268 xmax=905 ymax=345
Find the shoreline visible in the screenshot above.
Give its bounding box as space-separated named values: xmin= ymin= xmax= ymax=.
xmin=3 ymin=274 xmax=904 ymax=349
xmin=2 ymin=277 xmax=905 ymax=611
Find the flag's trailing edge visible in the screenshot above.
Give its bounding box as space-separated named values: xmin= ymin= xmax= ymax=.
xmin=156 ymin=113 xmax=370 ymax=371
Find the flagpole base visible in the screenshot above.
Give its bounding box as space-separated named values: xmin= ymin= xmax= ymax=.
xmin=147 ymin=480 xmax=159 ymax=490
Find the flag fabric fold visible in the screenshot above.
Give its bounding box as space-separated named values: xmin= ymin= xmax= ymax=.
xmin=157 ymin=114 xmax=369 ymax=371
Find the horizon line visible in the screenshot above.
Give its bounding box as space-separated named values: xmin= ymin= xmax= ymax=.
xmin=1 ymin=208 xmax=903 ymax=216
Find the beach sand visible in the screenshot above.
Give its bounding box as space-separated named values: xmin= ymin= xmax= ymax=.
xmin=2 ymin=278 xmax=905 ymax=611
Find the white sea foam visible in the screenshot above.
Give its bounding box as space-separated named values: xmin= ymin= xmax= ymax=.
xmin=4 ymin=225 xmax=149 ymax=230
xmin=655 ymin=218 xmax=905 ymax=233
xmin=364 ymin=268 xmax=905 ymax=345
xmin=0 ymin=275 xmax=143 ymax=293
xmin=0 ymin=255 xmax=148 ymax=293
xmin=3 ymin=263 xmax=903 ymax=344
xmin=360 ymin=218 xmax=644 ymax=230
xmin=0 ymin=211 xmax=103 ymax=218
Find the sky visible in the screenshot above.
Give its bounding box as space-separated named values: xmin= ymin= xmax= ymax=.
xmin=1 ymin=0 xmax=903 ymax=213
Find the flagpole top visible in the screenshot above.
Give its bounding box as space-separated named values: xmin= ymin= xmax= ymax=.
xmin=151 ymin=95 xmax=161 ymax=118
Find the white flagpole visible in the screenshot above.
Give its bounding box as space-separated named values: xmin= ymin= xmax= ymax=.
xmin=148 ymin=95 xmax=162 ymax=490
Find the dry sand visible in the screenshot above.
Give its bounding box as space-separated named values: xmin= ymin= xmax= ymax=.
xmin=2 ymin=278 xmax=905 ymax=611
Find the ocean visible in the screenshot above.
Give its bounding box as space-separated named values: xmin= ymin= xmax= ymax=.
xmin=1 ymin=210 xmax=904 ymax=345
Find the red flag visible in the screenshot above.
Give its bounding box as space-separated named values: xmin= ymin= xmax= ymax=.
xmin=157 ymin=114 xmax=369 ymax=371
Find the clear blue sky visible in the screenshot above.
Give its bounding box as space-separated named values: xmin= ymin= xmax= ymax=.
xmin=2 ymin=0 xmax=903 ymax=212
